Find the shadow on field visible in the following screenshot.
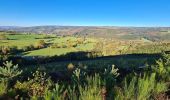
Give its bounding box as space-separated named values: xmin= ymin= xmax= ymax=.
xmin=7 ymin=51 xmax=162 ymax=66
xmin=3 ymin=51 xmax=164 ymax=83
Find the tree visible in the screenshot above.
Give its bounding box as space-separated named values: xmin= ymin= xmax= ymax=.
xmin=0 ymin=34 xmax=8 ymax=40
xmin=35 ymin=40 xmax=46 ymax=48
xmin=1 ymin=47 xmax=10 ymax=55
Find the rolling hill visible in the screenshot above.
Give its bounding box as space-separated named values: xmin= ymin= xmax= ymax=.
xmin=1 ymin=26 xmax=170 ymax=40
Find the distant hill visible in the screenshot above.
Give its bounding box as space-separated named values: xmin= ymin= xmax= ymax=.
xmin=0 ymin=26 xmax=21 ymax=30
xmin=1 ymin=26 xmax=170 ymax=40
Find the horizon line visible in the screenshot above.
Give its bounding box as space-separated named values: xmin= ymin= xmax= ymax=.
xmin=1 ymin=25 xmax=170 ymax=28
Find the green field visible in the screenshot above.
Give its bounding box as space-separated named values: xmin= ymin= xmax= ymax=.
xmin=0 ymin=34 xmax=52 ymax=48
xmin=0 ymin=33 xmax=97 ymax=56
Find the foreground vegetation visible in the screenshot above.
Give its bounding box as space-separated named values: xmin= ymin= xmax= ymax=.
xmin=0 ymin=52 xmax=169 ymax=99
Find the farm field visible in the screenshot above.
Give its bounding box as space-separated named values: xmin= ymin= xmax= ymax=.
xmin=0 ymin=33 xmax=97 ymax=56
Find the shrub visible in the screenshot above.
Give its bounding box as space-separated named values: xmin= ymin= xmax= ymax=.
xmin=151 ymin=58 xmax=170 ymax=81
xmin=0 ymin=61 xmax=22 ymax=80
xmin=15 ymin=71 xmax=52 ymax=98
xmin=77 ymin=39 xmax=84 ymax=44
xmin=0 ymin=34 xmax=8 ymax=40
xmin=50 ymin=43 xmax=60 ymax=48
xmin=79 ymin=74 xmax=102 ymax=100
xmin=61 ymin=44 xmax=67 ymax=48
xmin=22 ymin=46 xmax=30 ymax=52
xmin=35 ymin=40 xmax=46 ymax=48
xmin=154 ymin=82 xmax=168 ymax=95
xmin=0 ymin=46 xmax=19 ymax=55
xmin=104 ymin=65 xmax=119 ymax=96
xmin=67 ymin=42 xmax=77 ymax=48
xmin=44 ymin=83 xmax=62 ymax=100
xmin=1 ymin=46 xmax=10 ymax=55
xmin=0 ymin=61 xmax=22 ymax=98
xmin=115 ymin=73 xmax=168 ymax=100
xmin=67 ymin=63 xmax=75 ymax=71
xmin=22 ymin=45 xmax=35 ymax=52
xmin=137 ymin=73 xmax=156 ymax=100
xmin=0 ymin=80 xmax=7 ymax=96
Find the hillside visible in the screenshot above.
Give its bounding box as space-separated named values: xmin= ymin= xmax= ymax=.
xmin=1 ymin=26 xmax=170 ymax=40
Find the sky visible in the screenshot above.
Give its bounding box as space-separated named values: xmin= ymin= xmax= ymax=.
xmin=0 ymin=0 xmax=170 ymax=27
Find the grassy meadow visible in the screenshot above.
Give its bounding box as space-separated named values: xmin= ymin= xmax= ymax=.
xmin=0 ymin=32 xmax=96 ymax=56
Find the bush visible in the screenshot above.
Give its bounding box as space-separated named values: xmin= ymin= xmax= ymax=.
xmin=67 ymin=63 xmax=75 ymax=71
xmin=22 ymin=45 xmax=35 ymax=52
xmin=35 ymin=40 xmax=46 ymax=48
xmin=77 ymin=39 xmax=84 ymax=44
xmin=151 ymin=54 xmax=170 ymax=81
xmin=0 ymin=61 xmax=22 ymax=98
xmin=1 ymin=46 xmax=10 ymax=55
xmin=44 ymin=83 xmax=65 ymax=100
xmin=0 ymin=34 xmax=8 ymax=40
xmin=79 ymin=74 xmax=102 ymax=100
xmin=15 ymin=71 xmax=52 ymax=98
xmin=0 ymin=57 xmax=169 ymax=99
xmin=0 ymin=80 xmax=7 ymax=96
xmin=67 ymin=42 xmax=77 ymax=48
xmin=115 ymin=73 xmax=168 ymax=100
xmin=50 ymin=43 xmax=61 ymax=48
xmin=0 ymin=61 xmax=22 ymax=80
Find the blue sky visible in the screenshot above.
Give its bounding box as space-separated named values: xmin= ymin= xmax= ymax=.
xmin=0 ymin=0 xmax=170 ymax=26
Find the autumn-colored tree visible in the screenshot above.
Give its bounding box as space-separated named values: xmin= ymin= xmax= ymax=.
xmin=1 ymin=47 xmax=10 ymax=55
xmin=35 ymin=40 xmax=46 ymax=48
xmin=67 ymin=63 xmax=75 ymax=71
xmin=77 ymin=38 xmax=84 ymax=44
xmin=0 ymin=34 xmax=8 ymax=40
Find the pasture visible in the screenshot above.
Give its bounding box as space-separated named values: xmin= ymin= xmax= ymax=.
xmin=0 ymin=33 xmax=97 ymax=56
